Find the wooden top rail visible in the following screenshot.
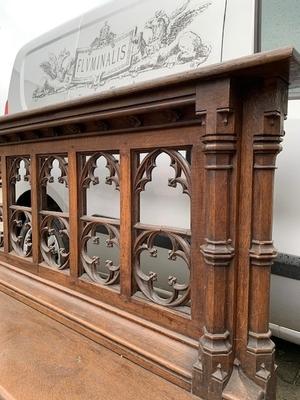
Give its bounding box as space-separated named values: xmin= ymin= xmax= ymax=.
xmin=0 ymin=47 xmax=299 ymax=141
xmin=0 ymin=47 xmax=299 ymax=400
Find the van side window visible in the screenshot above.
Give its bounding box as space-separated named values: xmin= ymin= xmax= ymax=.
xmin=261 ymin=0 xmax=300 ymax=98
xmin=261 ymin=0 xmax=300 ymax=51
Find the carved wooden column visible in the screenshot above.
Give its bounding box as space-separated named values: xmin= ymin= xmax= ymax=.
xmin=192 ymin=74 xmax=288 ymax=400
xmin=222 ymin=77 xmax=288 ymax=400
xmin=243 ymin=78 xmax=287 ymax=400
xmin=192 ymin=78 xmax=238 ymax=399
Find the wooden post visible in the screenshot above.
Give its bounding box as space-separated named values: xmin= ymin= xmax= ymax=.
xmin=31 ymin=154 xmax=41 ymax=264
xmin=193 ymin=75 xmax=289 ymax=399
xmin=1 ymin=156 xmax=9 ymax=253
xmin=120 ymin=147 xmax=135 ymax=298
xmin=69 ymin=150 xmax=80 ymax=280
xmin=230 ymin=77 xmax=288 ymax=400
xmin=192 ymin=78 xmax=238 ymax=399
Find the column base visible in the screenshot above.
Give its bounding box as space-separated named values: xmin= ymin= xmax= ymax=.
xmin=192 ymin=328 xmax=232 ymax=400
xmin=245 ymin=330 xmax=277 ymax=400
xmin=222 ymin=360 xmax=265 ymax=400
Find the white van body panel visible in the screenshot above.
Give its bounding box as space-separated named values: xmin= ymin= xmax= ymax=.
xmin=273 ymin=100 xmax=300 ymax=255
xmin=270 ymin=274 xmax=300 ymax=345
xmin=8 ymin=0 xmax=257 ymax=114
xmin=222 ymin=0 xmax=257 ymax=61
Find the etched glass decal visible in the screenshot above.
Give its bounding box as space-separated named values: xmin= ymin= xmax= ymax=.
xmin=30 ymin=0 xmax=224 ymax=103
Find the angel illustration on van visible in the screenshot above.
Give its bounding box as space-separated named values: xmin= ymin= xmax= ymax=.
xmin=90 ymin=22 xmax=116 ymax=50
xmin=131 ymin=0 xmax=212 ymax=70
xmin=33 ymin=49 xmax=75 ymax=98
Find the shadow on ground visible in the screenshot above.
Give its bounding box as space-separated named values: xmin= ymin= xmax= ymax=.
xmin=274 ymin=338 xmax=300 ymax=400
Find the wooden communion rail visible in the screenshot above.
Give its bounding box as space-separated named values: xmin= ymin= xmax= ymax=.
xmin=0 ymin=48 xmax=299 ymax=400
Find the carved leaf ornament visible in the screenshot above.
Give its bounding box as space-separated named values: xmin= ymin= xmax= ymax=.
xmin=134 ymin=230 xmax=190 ymax=307
xmin=10 ymin=209 xmax=32 ymax=257
xmin=8 ymin=156 xmax=31 ymax=185
xmin=79 ymin=152 xmax=120 ymax=285
xmin=40 ymin=215 xmax=70 ymax=270
xmin=80 ymin=152 xmax=120 ymax=190
xmin=81 ymin=222 xmax=120 ymax=285
xmin=134 ymin=148 xmax=191 ymax=197
xmin=133 ymin=148 xmax=191 ymax=307
xmin=40 ymin=155 xmax=68 ymax=187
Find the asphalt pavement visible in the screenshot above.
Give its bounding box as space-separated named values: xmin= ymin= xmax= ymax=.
xmin=275 ymin=338 xmax=300 ymax=400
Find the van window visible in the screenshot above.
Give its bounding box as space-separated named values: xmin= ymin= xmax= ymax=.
xmin=261 ymin=0 xmax=300 ymax=51
xmin=261 ymin=0 xmax=300 ymax=97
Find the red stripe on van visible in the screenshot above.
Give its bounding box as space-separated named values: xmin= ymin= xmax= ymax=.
xmin=4 ymin=100 xmax=8 ymax=115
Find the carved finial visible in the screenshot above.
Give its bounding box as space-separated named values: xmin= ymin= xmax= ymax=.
xmin=105 ymin=238 xmax=113 ymax=248
xmin=149 ymin=247 xmax=157 ymax=258
xmin=105 ymin=260 xmax=113 ymax=268
xmin=212 ymin=363 xmax=228 ymax=382
xmin=256 ymin=363 xmax=271 ymax=381
xmin=149 ymin=271 xmax=158 ymax=282
xmin=168 ymin=276 xmax=177 ymax=286
xmin=92 ymin=236 xmax=100 ymax=245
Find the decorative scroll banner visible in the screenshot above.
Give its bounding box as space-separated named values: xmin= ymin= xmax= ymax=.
xmin=73 ymin=30 xmax=134 ymax=83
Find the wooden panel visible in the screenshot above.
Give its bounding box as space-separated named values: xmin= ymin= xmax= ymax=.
xmin=120 ymin=147 xmax=135 ymax=298
xmin=1 ymin=156 xmax=9 ymax=253
xmin=31 ymin=155 xmax=40 ymax=265
xmin=68 ymin=151 xmax=79 ymax=279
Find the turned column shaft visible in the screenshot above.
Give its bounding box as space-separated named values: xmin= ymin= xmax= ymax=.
xmin=192 ymin=78 xmax=238 ymax=400
xmin=238 ymin=77 xmax=288 ymax=400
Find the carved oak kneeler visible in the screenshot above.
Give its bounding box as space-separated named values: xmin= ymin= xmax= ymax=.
xmin=0 ymin=48 xmax=299 ymax=400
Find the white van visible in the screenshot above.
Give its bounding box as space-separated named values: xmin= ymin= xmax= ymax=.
xmin=4 ymin=0 xmax=300 ymax=345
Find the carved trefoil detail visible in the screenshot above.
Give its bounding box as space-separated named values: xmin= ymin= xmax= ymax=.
xmin=79 ymin=152 xmax=120 ymax=287
xmin=39 ymin=154 xmax=70 ymax=271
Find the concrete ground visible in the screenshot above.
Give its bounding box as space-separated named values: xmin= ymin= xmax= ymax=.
xmin=275 ymin=338 xmax=300 ymax=400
